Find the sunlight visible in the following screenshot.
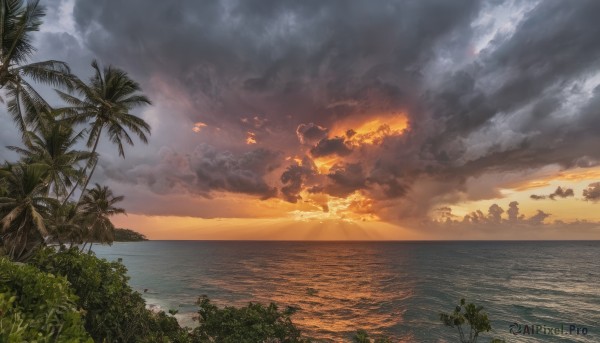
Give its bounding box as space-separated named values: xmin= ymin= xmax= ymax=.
xmin=331 ymin=113 xmax=409 ymax=147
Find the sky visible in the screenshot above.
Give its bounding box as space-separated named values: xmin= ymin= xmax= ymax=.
xmin=2 ymin=0 xmax=600 ymax=239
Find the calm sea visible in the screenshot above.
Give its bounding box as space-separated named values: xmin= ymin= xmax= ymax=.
xmin=93 ymin=241 xmax=600 ymax=342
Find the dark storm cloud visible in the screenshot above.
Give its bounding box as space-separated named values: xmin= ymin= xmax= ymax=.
xmin=71 ymin=0 xmax=480 ymax=127
xmin=280 ymin=158 xmax=317 ymax=203
xmin=309 ymin=137 xmax=352 ymax=158
xmin=101 ymin=144 xmax=281 ymax=199
xmin=296 ymin=123 xmax=328 ymax=145
xmin=324 ymin=163 xmax=367 ymax=197
xmin=25 ymin=0 xmax=599 ymax=221
xmin=192 ymin=145 xmax=280 ymax=198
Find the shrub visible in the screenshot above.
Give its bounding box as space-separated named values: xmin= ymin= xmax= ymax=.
xmin=191 ymin=295 xmax=309 ymax=343
xmin=30 ymin=248 xmax=190 ymax=343
xmin=0 ymin=258 xmax=91 ymax=342
xmin=440 ymin=298 xmax=504 ymax=343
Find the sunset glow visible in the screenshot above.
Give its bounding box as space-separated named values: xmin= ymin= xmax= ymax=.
xmin=5 ymin=0 xmax=598 ymax=241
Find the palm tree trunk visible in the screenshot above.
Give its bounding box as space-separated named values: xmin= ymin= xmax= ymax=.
xmin=77 ymin=131 xmax=102 ymax=205
xmin=62 ymin=128 xmax=102 ymax=207
xmin=62 ymin=178 xmax=80 ymax=206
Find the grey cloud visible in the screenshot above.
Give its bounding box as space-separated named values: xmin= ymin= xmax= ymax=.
xmin=24 ymin=0 xmax=600 ymax=221
xmin=583 ymin=182 xmax=600 ymax=202
xmin=323 ymin=163 xmax=366 ymax=197
xmin=102 ymin=145 xmax=281 ymax=199
xmin=296 ymin=123 xmax=328 ymax=145
xmin=450 ymin=202 xmax=551 ymax=226
xmin=549 ymin=187 xmax=574 ymax=200
xmin=506 ymin=201 xmax=523 ymax=222
xmin=531 ymin=186 xmax=575 ymax=200
xmin=280 ymin=158 xmax=316 ymax=203
xmin=309 ymin=137 xmax=352 ymax=158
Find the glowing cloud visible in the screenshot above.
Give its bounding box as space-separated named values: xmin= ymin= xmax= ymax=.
xmin=332 ymin=113 xmax=408 ymax=147
xmin=246 ymin=131 xmax=257 ymax=144
xmin=192 ymin=122 xmax=207 ymax=133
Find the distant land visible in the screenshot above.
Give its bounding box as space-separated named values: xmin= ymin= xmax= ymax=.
xmin=114 ymin=228 xmax=148 ymax=242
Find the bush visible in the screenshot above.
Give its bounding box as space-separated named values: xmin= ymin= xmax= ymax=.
xmin=0 ymin=258 xmax=91 ymax=342
xmin=440 ymin=298 xmax=504 ymax=343
xmin=191 ymin=295 xmax=309 ymax=343
xmin=30 ymin=248 xmax=189 ymax=343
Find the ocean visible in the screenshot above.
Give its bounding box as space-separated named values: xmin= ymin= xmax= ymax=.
xmin=93 ymin=241 xmax=600 ymax=342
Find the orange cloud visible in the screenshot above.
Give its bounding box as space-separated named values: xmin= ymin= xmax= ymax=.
xmin=246 ymin=131 xmax=257 ymax=144
xmin=192 ymin=122 xmax=207 ymax=133
xmin=331 ymin=113 xmax=408 ymax=147
xmin=512 ymin=166 xmax=600 ymax=191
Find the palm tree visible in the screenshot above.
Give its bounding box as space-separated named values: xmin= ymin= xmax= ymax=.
xmin=7 ymin=112 xmax=95 ymax=201
xmin=46 ymin=200 xmax=85 ymax=248
xmin=0 ymin=162 xmax=53 ymax=260
xmin=79 ymin=183 xmax=125 ymax=252
xmin=57 ymin=60 xmax=151 ymax=203
xmin=0 ymin=0 xmax=74 ymax=138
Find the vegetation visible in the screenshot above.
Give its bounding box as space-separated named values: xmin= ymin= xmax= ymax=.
xmin=0 ymin=258 xmax=91 ymax=342
xmin=192 ymin=296 xmax=307 ymax=343
xmin=30 ymin=248 xmax=188 ymax=343
xmin=440 ymin=298 xmax=505 ymax=343
xmin=0 ymin=0 xmax=150 ymax=259
xmin=114 ymin=227 xmax=148 ymax=241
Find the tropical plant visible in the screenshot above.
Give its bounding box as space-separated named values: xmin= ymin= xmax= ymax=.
xmin=57 ymin=60 xmax=151 ymax=203
xmin=0 ymin=162 xmax=52 ymax=261
xmin=440 ymin=298 xmax=502 ymax=343
xmin=191 ymin=296 xmax=308 ymax=343
xmin=0 ymin=0 xmax=74 ymax=139
xmin=79 ymin=183 xmax=125 ymax=250
xmin=31 ymin=248 xmax=190 ymax=343
xmin=0 ymin=257 xmax=92 ymax=342
xmin=7 ymin=113 xmax=93 ymax=200
xmin=46 ymin=200 xmax=85 ymax=247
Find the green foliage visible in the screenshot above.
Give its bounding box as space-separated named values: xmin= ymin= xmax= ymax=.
xmin=8 ymin=115 xmax=92 ymax=199
xmin=191 ymin=295 xmax=308 ymax=343
xmin=0 ymin=258 xmax=91 ymax=342
xmin=79 ymin=183 xmax=126 ymax=248
xmin=114 ymin=227 xmax=148 ymax=241
xmin=0 ymin=162 xmax=53 ymax=261
xmin=0 ymin=0 xmax=74 ymax=139
xmin=30 ymin=248 xmax=189 ymax=343
xmin=440 ymin=298 xmax=500 ymax=343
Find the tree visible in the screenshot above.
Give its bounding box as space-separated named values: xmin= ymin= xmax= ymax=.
xmin=57 ymin=60 xmax=151 ymax=203
xmin=0 ymin=162 xmax=53 ymax=260
xmin=8 ymin=113 xmax=93 ymax=200
xmin=79 ymin=184 xmax=125 ymax=250
xmin=46 ymin=201 xmax=86 ymax=248
xmin=440 ymin=298 xmax=502 ymax=343
xmin=0 ymin=0 xmax=74 ymax=139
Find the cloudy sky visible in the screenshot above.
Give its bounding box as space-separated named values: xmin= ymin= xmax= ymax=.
xmin=3 ymin=0 xmax=600 ymax=239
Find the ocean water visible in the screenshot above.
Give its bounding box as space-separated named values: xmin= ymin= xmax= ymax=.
xmin=93 ymin=241 xmax=600 ymax=342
